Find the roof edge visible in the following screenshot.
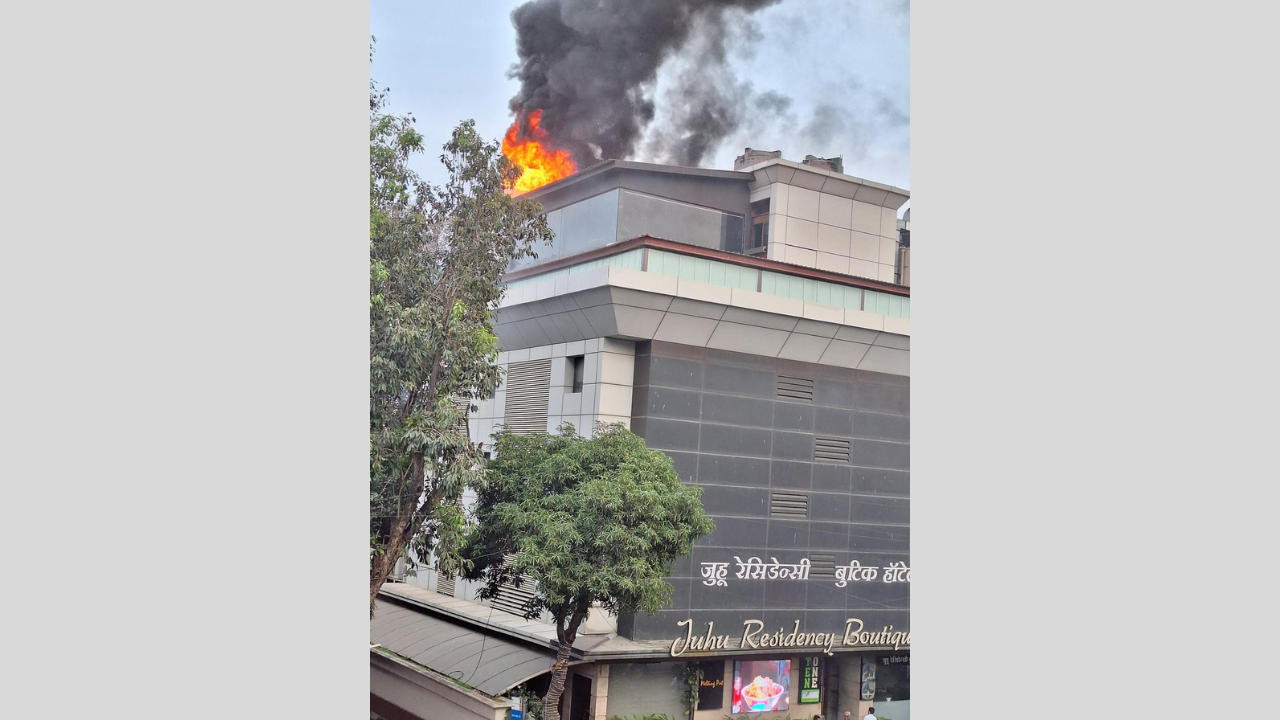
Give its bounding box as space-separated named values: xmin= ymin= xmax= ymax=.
xmin=744 ymin=157 xmax=912 ymax=199
xmin=519 ymin=159 xmax=754 ymax=201
xmin=370 ymin=646 xmax=513 ymax=706
xmin=376 ymin=587 xmax=589 ymax=659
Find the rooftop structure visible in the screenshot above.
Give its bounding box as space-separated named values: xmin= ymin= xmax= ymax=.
xmin=515 ymin=152 xmax=910 ymax=287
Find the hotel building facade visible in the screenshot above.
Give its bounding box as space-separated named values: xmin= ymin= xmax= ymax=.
xmin=372 ymin=152 xmax=910 ymax=720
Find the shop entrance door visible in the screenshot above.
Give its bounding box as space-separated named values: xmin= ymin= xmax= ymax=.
xmin=824 ymin=657 xmax=840 ymax=719
xmin=569 ymin=675 xmax=592 ymax=720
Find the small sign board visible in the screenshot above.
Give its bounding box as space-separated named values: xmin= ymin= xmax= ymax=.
xmin=696 ymin=660 xmax=725 ymax=710
xmin=800 ymin=656 xmax=821 ymax=704
xmin=510 ymin=696 xmax=523 ymax=720
xmin=860 ymin=656 xmax=877 ymax=700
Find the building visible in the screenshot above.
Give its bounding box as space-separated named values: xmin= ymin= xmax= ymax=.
xmin=372 ymin=153 xmax=911 ymax=720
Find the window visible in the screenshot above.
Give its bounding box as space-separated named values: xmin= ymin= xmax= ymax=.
xmin=748 ymin=199 xmax=770 ymax=255
xmin=873 ymin=654 xmax=910 ymax=702
xmin=896 ymin=228 xmax=910 ymax=285
xmin=508 ymin=190 xmax=619 ymax=271
xmin=569 ymin=355 xmax=584 ymax=393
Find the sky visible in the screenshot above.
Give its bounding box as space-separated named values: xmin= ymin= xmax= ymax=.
xmin=370 ymin=0 xmax=909 ymax=194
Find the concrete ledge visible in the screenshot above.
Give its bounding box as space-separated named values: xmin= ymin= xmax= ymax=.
xmin=608 ymin=266 xmax=678 ymax=296
xmin=883 ymin=315 xmax=911 ymax=336
xmin=844 ymin=308 xmax=886 ymax=332
xmin=730 ymin=287 xmax=804 ymax=317
xmin=676 ymin=278 xmax=733 ymax=306
xmin=494 ymin=287 xmax=910 ymax=377
xmin=802 ymin=302 xmax=844 ymax=325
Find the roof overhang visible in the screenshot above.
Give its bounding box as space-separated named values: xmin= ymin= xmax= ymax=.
xmin=371 ymin=596 xmax=563 ymax=697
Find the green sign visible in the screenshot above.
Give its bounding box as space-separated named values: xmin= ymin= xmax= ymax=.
xmin=799 ymin=656 xmax=820 ymax=704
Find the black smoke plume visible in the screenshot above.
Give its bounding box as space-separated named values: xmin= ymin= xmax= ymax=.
xmin=507 ymin=0 xmax=783 ymax=168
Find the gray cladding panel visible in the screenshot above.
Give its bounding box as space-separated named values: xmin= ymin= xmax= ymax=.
xmin=701 ymin=423 xmax=772 ymax=457
xmin=636 ymin=385 xmax=702 ymax=420
xmin=772 ymin=402 xmax=815 ymax=432
xmin=701 ymin=392 xmax=774 ymax=426
xmin=627 ymin=341 xmax=909 ymax=641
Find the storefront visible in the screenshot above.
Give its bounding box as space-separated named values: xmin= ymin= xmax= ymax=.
xmin=853 ymin=652 xmax=910 ymax=720
xmin=598 ymin=616 xmax=910 ymax=720
xmin=597 ymin=650 xmax=909 ymax=720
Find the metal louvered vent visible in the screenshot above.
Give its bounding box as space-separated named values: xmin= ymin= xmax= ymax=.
xmin=776 ymin=375 xmax=815 ymax=402
xmin=770 ymin=491 xmax=809 ymax=518
xmin=810 ymin=554 xmax=836 ymax=579
xmin=490 ymin=553 xmax=539 ymax=617
xmin=815 ymin=437 xmax=852 ymax=463
xmin=502 ymin=359 xmax=551 ymax=435
xmin=437 ymin=573 xmax=456 ymax=597
xmin=449 ymin=395 xmax=472 ymax=438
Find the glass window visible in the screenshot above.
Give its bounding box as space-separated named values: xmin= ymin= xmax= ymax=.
xmin=750 ymin=220 xmax=768 ymax=250
xmin=511 ymin=192 xmax=619 ymax=272
xmin=510 ymin=207 xmax=566 ymax=272
xmin=559 ymin=190 xmax=619 ymax=257
xmin=869 ymin=654 xmax=910 ymax=702
xmin=722 ymin=213 xmax=744 ymax=254
xmin=749 ymin=199 xmax=770 ymax=254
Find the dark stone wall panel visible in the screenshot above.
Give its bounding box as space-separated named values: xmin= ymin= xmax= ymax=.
xmin=628 ymin=341 xmax=910 ymax=641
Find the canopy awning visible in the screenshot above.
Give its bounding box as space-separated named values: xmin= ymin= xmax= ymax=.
xmin=371 ymin=597 xmax=557 ymax=697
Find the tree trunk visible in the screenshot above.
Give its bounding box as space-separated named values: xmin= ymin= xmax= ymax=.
xmin=370 ymin=454 xmax=426 ymax=605
xmin=543 ymin=606 xmax=586 ymax=720
xmin=542 ymin=636 xmax=574 ymax=720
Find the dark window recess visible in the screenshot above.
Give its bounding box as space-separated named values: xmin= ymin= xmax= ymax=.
xmin=748 ymin=199 xmax=770 ymax=255
xmin=437 ymin=573 xmax=456 ymax=597
xmin=777 ymin=375 xmax=815 ymax=402
xmin=750 ymin=220 xmax=769 ymax=250
xmin=569 ymin=356 xmax=585 ymax=393
xmin=814 ymin=437 xmax=852 ymax=463
xmin=569 ymin=675 xmax=592 ymax=720
xmin=809 ymin=554 xmax=836 ymax=579
xmin=770 ymin=491 xmax=809 ymax=518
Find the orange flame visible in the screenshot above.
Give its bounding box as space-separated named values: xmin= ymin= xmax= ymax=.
xmin=502 ymin=110 xmax=576 ymax=194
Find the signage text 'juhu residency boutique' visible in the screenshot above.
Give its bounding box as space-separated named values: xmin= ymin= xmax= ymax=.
xmin=669 ymin=618 xmax=912 ymax=658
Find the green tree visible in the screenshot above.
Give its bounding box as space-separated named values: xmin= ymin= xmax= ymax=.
xmin=369 ymin=78 xmax=552 ymax=606
xmin=464 ymin=423 xmax=715 ymax=720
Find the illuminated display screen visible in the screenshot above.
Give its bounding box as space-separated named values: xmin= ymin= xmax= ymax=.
xmin=732 ymin=660 xmax=791 ymax=714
